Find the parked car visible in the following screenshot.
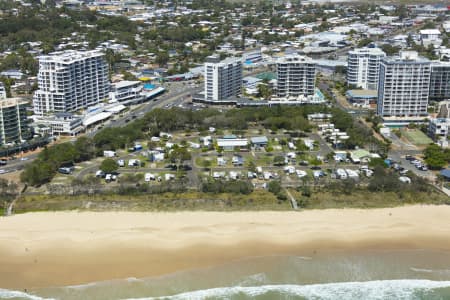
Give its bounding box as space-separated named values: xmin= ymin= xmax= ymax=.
xmin=299 ymin=160 xmax=309 ymax=166
xmin=405 ymin=155 xmax=415 ymax=161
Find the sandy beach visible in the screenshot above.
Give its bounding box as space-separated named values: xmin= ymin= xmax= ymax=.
xmin=1 ymin=205 xmax=450 ymax=290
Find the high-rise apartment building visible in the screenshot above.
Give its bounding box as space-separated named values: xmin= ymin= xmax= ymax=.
xmin=0 ymin=98 xmax=29 ymax=146
xmin=347 ymin=47 xmax=386 ymax=90
xmin=377 ymin=51 xmax=431 ymax=118
xmin=33 ymin=50 xmax=110 ymax=115
xmin=276 ymin=55 xmax=316 ymax=98
xmin=429 ymin=61 xmax=450 ymax=101
xmin=204 ymin=56 xmax=242 ymax=101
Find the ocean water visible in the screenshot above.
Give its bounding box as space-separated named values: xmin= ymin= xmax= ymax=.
xmin=3 ymin=249 xmax=450 ymax=300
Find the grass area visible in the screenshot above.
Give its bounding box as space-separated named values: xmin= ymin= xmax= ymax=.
xmin=255 ymin=154 xmax=273 ymax=166
xmin=402 ymin=129 xmax=433 ymax=145
xmin=195 ymin=157 xmax=217 ymax=168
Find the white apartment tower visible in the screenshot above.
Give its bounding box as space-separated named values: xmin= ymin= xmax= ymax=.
xmin=33 ymin=50 xmax=110 ymax=115
xmin=347 ymin=47 xmax=386 ymax=90
xmin=377 ymin=51 xmax=431 ymax=118
xmin=204 ymin=56 xmax=242 ymax=101
xmin=276 ymin=55 xmax=316 ymax=98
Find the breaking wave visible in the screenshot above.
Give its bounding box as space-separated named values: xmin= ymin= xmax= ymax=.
xmin=124 ymin=279 xmax=450 ymax=300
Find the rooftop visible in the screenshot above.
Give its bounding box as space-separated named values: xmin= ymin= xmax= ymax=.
xmin=277 ymin=54 xmax=314 ymax=64
xmin=383 ymin=51 xmax=430 ymax=64
xmin=39 ymin=50 xmax=104 ymax=64
xmin=205 ymin=55 xmax=241 ymax=66
xmin=114 ymin=80 xmax=141 ymax=89
xmin=0 ymin=98 xmax=28 ymax=108
xmin=348 ymin=47 xmax=386 ymax=55
xmin=346 ymin=89 xmax=378 ymax=98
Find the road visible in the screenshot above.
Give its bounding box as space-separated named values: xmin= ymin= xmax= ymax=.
xmin=0 ymin=84 xmax=202 ymax=175
xmin=86 ymin=84 xmax=203 ymax=137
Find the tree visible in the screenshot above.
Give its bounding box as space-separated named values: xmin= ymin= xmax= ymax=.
xmin=273 ymin=155 xmax=286 ymax=166
xmin=381 ymin=44 xmax=400 ymax=56
xmin=368 ymin=166 xmax=398 ymax=192
xmin=169 ymin=145 xmax=191 ymax=171
xmin=155 ymin=51 xmax=169 ymax=67
xmin=74 ymin=136 xmax=95 ymax=161
xmin=368 ymin=157 xmax=387 ymax=169
xmin=357 ymin=38 xmax=373 ymax=48
xmin=100 ymin=158 xmax=118 ymax=173
xmin=247 ymin=160 xmax=256 ymax=172
xmin=257 ymin=83 xmax=272 ymax=99
xmin=424 ymin=144 xmax=447 ymax=170
xmin=201 ymin=159 xmax=212 ymax=170
xmin=122 ymin=71 xmax=138 ymax=81
xmin=20 ymin=160 xmax=54 ymax=186
xmin=268 ymin=180 xmax=282 ymax=194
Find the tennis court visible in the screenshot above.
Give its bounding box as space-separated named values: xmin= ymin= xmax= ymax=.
xmin=402 ymin=129 xmax=432 ymax=145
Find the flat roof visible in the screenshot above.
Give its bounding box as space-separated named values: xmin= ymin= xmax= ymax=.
xmin=250 ymin=136 xmax=268 ymax=143
xmin=0 ymin=98 xmax=28 ymax=108
xmin=114 ymin=80 xmax=140 ymax=89
xmin=346 ymin=89 xmax=378 ymax=98
xmin=217 ymin=139 xmax=248 ymax=147
xmin=39 ymin=50 xmax=104 ymax=64
xmin=83 ymin=111 xmax=112 ymax=126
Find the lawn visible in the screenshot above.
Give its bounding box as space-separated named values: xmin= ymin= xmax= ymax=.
xmin=402 ymin=129 xmax=433 ymax=145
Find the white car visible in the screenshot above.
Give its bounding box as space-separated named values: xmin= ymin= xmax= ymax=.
xmin=0 ymin=169 xmax=6 ymax=174
xmin=145 ymin=173 xmax=155 ymax=182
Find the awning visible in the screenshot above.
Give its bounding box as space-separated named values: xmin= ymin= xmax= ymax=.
xmin=105 ymin=104 xmax=126 ymax=114
xmin=83 ymin=112 xmax=112 ymax=126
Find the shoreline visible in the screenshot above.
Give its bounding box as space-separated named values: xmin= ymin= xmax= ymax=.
xmin=1 ymin=205 xmax=450 ymax=289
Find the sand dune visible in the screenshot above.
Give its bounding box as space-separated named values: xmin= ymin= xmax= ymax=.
xmin=1 ymin=205 xmax=450 ymax=289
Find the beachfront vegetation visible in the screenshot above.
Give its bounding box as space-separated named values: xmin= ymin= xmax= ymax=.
xmin=423 ymin=144 xmax=450 ymax=170
xmin=0 ymin=178 xmax=18 ymax=202
xmin=201 ymin=179 xmax=254 ymax=195
xmin=14 ymin=184 xmax=449 ymax=213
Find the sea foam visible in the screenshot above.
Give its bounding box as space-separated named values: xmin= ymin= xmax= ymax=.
xmin=123 ymin=279 xmax=450 ymax=300
xmin=0 ymin=288 xmax=54 ymax=300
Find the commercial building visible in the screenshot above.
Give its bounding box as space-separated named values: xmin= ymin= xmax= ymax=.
xmin=428 ymin=118 xmax=450 ymax=141
xmin=109 ymin=80 xmax=144 ymax=104
xmin=346 ymin=89 xmax=378 ymax=108
xmin=429 ymin=61 xmax=450 ymax=101
xmin=347 ymin=47 xmax=386 ymax=90
xmin=33 ymin=113 xmax=84 ymax=136
xmin=377 ymin=51 xmax=431 ymax=120
xmin=33 ymin=50 xmax=110 ymax=116
xmin=243 ymin=49 xmax=263 ymax=64
xmin=276 ymin=54 xmax=316 ymax=98
xmin=0 ymin=98 xmax=29 ymax=146
xmin=204 ymin=55 xmax=242 ymax=102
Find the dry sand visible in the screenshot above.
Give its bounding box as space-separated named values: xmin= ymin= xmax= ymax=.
xmin=1 ymin=205 xmax=450 ymax=289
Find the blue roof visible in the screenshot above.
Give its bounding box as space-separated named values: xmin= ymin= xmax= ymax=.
xmin=440 ymin=169 xmax=450 ymax=178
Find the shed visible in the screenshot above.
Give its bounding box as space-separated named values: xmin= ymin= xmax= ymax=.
xmin=250 ymin=136 xmax=268 ymax=147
